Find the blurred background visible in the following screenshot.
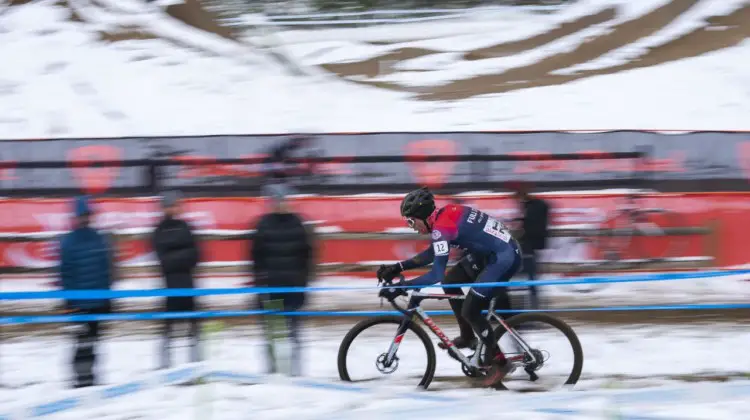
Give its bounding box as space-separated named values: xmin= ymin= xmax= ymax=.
xmin=0 ymin=0 xmax=748 ymax=418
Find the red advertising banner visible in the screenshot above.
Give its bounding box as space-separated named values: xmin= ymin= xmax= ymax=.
xmin=0 ymin=192 xmax=745 ymax=271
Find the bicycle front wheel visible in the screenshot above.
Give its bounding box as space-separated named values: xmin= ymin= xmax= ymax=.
xmin=337 ymin=316 xmax=437 ymax=389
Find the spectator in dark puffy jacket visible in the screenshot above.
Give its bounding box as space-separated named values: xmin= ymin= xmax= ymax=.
xmin=251 ymin=183 xmax=313 ymax=376
xmin=510 ymin=182 xmax=550 ymax=310
xmin=152 ymin=190 xmax=201 ymax=369
xmin=59 ymin=195 xmax=113 ymax=388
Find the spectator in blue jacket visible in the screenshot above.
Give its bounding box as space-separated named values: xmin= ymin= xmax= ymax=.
xmin=59 ymin=196 xmax=114 ymax=388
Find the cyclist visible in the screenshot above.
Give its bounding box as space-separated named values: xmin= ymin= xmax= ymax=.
xmin=377 ymin=187 xmax=522 ymax=387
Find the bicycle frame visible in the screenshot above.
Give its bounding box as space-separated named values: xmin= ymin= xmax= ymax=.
xmin=381 ymin=291 xmax=539 ymax=370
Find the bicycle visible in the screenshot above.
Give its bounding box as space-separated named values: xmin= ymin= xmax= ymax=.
xmin=568 ymin=194 xmax=689 ymax=293
xmin=337 ymin=275 xmax=584 ymax=391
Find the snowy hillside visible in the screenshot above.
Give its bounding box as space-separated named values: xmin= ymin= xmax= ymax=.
xmin=0 ymin=0 xmax=747 ymax=138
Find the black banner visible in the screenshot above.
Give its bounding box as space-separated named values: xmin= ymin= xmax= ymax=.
xmin=0 ymin=131 xmax=748 ymax=195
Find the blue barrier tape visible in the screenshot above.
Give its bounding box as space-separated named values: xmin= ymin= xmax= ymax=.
xmin=0 ymin=364 xmax=204 ymax=419
xmin=2 ymin=303 xmax=749 ymax=324
xmin=209 ymin=370 xmax=456 ymax=403
xmin=0 ymin=368 xmax=458 ymax=419
xmin=2 ymin=269 xmax=748 ymax=300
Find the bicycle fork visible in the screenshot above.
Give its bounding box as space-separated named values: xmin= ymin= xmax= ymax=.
xmin=382 ymin=317 xmax=411 ymax=367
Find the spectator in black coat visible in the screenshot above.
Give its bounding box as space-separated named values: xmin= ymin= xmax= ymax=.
xmin=59 ymin=196 xmax=113 ymax=388
xmin=152 ymin=190 xmax=201 ymax=369
xmin=511 ymin=182 xmax=550 ymax=310
xmin=251 ymin=183 xmax=314 ymax=376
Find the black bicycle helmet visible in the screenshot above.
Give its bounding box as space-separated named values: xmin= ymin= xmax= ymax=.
xmin=400 ymin=187 xmax=436 ymax=220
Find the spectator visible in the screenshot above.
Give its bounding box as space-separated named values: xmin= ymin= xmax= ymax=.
xmin=510 ymin=182 xmax=550 ymax=310
xmin=152 ymin=190 xmax=201 ymax=369
xmin=251 ymin=183 xmax=313 ymax=377
xmin=59 ymin=196 xmax=113 ymax=388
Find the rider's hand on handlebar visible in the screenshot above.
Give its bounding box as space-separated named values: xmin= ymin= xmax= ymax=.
xmin=378 ymin=282 xmax=408 ymax=301
xmin=377 ymin=264 xmax=402 ymax=284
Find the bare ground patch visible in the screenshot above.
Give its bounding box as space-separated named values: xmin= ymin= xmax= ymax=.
xmin=321 ymin=6 xmax=617 ymax=79
xmin=463 ymin=6 xmax=617 ymax=60
xmin=418 ymin=0 xmax=702 ymax=100
xmin=165 ymin=0 xmax=236 ymax=41
xmin=322 ymin=47 xmax=438 ymax=78
xmin=320 ymin=0 xmax=750 ymax=101
xmin=98 ymin=27 xmax=159 ymax=43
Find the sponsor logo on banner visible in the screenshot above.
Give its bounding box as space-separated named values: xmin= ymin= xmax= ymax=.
xmin=67 ymin=145 xmax=123 ymax=194
xmin=405 ymin=139 xmax=457 ymax=188
xmin=4 ymin=242 xmax=58 ymax=268
xmin=1 ymin=240 xmax=157 ymax=268
xmin=0 ymin=132 xmax=747 ymax=192
xmin=29 ymin=210 xmax=216 ymax=232
xmin=0 ymin=193 xmax=748 ymax=270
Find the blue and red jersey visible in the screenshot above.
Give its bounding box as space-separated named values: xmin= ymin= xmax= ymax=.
xmin=400 ymin=205 xmax=519 ymax=287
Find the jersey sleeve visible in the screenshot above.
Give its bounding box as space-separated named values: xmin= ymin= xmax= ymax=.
xmin=404 ymin=227 xmax=453 ymax=287
xmin=399 ymin=245 xmax=435 ymax=270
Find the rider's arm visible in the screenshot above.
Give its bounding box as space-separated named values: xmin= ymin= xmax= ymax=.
xmin=404 ymin=252 xmax=448 ymax=287
xmin=399 ymin=246 xmax=435 ymax=271
xmin=404 ymin=229 xmax=451 ymax=287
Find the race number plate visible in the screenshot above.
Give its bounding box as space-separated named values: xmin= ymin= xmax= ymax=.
xmin=483 ymin=218 xmax=511 ymax=243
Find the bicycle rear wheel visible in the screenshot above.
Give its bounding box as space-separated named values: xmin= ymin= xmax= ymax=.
xmin=337 ymin=316 xmax=437 ymax=389
xmin=490 ymin=313 xmax=583 ymax=391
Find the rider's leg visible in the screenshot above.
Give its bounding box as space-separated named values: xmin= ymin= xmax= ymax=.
xmin=467 ymin=247 xmax=522 ymax=359
xmin=467 ymin=248 xmax=522 ymax=386
xmin=462 ymin=290 xmax=496 ymax=358
xmin=439 ymin=264 xmax=476 ymax=348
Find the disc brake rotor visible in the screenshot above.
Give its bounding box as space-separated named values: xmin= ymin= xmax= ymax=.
xmin=375 ymin=353 xmax=399 ymax=374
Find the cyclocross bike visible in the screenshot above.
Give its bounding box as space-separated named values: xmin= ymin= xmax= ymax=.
xmin=337 ymin=275 xmax=584 ymax=391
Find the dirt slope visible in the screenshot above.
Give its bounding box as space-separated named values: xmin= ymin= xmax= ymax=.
xmin=9 ymin=0 xmax=749 ymax=101
xmin=165 ymin=0 xmax=236 ymax=40
xmin=319 ymin=0 xmax=750 ymax=101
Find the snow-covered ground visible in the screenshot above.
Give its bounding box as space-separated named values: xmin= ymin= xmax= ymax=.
xmin=17 ymin=381 xmax=750 ymax=420
xmin=1 ymin=323 xmax=749 ymax=419
xmin=1 ymin=0 xmax=749 ymax=416
xmin=0 ymin=0 xmax=747 ymax=138
xmin=3 ymin=270 xmax=747 ymax=417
